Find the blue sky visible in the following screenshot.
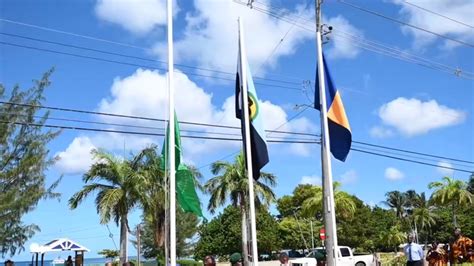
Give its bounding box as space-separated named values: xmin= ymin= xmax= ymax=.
xmin=1 ymin=0 xmax=473 ymax=261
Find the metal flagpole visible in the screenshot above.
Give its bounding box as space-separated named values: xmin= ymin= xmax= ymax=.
xmin=167 ymin=0 xmax=177 ymax=264
xmin=315 ymin=0 xmax=339 ymax=265
xmin=238 ymin=17 xmax=259 ymax=266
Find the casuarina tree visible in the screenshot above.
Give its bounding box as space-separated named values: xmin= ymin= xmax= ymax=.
xmin=0 ymin=69 xmax=61 ymax=257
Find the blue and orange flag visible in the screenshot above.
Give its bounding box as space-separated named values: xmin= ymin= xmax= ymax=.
xmin=315 ymin=54 xmax=352 ymax=161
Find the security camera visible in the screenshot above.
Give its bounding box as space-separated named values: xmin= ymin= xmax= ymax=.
xmin=328 ymin=25 xmax=333 ymax=31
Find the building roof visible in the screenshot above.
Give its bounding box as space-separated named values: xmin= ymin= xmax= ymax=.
xmin=30 ymin=238 xmax=90 ymax=254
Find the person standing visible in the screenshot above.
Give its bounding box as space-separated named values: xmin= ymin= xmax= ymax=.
xmin=450 ymin=227 xmax=474 ymax=264
xmin=404 ymin=233 xmax=424 ymax=266
xmin=426 ymin=242 xmax=447 ymax=266
xmin=203 ymin=255 xmax=216 ymax=266
xmin=278 ymin=252 xmax=289 ymax=266
xmin=229 ymin=253 xmax=243 ymax=266
xmin=65 ymin=256 xmax=73 ymax=266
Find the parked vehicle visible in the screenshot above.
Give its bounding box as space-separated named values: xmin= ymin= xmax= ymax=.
xmin=305 ymin=246 xmax=378 ymax=266
xmin=289 ymin=257 xmax=317 ymax=266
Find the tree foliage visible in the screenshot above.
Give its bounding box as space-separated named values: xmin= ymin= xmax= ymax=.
xmin=204 ymin=152 xmax=276 ymax=260
xmin=69 ymin=149 xmax=143 ymax=264
xmin=275 ymin=184 xmax=471 ymax=252
xmin=140 ymin=208 xmax=199 ymax=259
xmin=429 ymin=176 xmax=473 ymax=226
xmin=277 ymin=217 xmax=319 ymax=250
xmin=0 ymin=69 xmax=61 ymax=257
xmin=205 ymin=152 xmax=276 ymax=213
xmin=98 ymin=249 xmax=119 ymax=259
xmin=133 ymin=145 xmax=202 ymax=257
xmin=194 ymin=206 xmax=280 ymax=259
xmin=301 ymin=182 xmax=356 ymax=220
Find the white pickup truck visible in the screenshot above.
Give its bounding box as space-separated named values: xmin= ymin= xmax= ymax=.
xmin=292 ymin=246 xmax=378 ymax=266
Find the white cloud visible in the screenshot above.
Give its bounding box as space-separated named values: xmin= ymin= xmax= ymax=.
xmin=369 ymin=126 xmax=394 ymax=139
xmin=385 ymin=167 xmax=405 ymax=181
xmin=55 ymin=137 xmax=96 ymax=175
xmin=340 ymin=170 xmax=358 ymax=185
xmin=95 ymin=0 xmax=174 ymax=34
xmin=393 ymin=0 xmax=474 ymax=49
xmin=56 ymin=68 xmax=316 ymax=168
xmin=153 ymin=0 xmax=316 ymax=74
xmin=300 ymin=175 xmax=321 ymax=185
xmin=437 ymin=161 xmax=454 ymax=176
xmin=326 ymin=15 xmax=364 ymax=59
xmin=376 ymin=97 xmax=465 ymax=137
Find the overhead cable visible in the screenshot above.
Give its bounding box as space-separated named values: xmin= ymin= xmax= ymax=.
xmin=403 ymin=1 xmax=474 ymax=29
xmin=3 ymin=100 xmax=472 ymax=165
xmin=0 ymin=41 xmax=303 ymax=91
xmin=234 ymin=0 xmax=474 ymax=80
xmin=2 ymin=120 xmax=472 ymax=173
xmin=338 ymin=0 xmax=474 ymax=48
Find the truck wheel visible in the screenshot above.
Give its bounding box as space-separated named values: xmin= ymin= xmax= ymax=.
xmin=355 ymin=262 xmax=365 ymax=266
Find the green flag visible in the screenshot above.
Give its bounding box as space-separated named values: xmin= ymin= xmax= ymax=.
xmin=161 ymin=113 xmax=203 ymax=217
xmin=161 ymin=111 xmax=181 ymax=171
xmin=176 ymin=165 xmax=203 ymax=217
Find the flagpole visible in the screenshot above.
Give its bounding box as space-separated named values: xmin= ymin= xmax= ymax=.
xmin=238 ymin=17 xmax=259 ymax=266
xmin=167 ymin=0 xmax=177 ymax=264
xmin=315 ymin=0 xmax=339 ymax=265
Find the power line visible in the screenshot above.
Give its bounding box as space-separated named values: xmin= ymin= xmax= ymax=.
xmin=338 ymin=0 xmax=474 ymax=48
xmin=234 ymin=0 xmax=474 ymax=79
xmin=0 ymin=41 xmax=302 ymax=91
xmin=403 ymin=1 xmax=474 ymax=29
xmin=197 ymin=104 xmax=314 ymax=169
xmin=256 ymin=0 xmax=474 ymax=78
xmin=0 ymin=18 xmax=149 ymax=51
xmin=350 ymin=148 xmax=472 ymax=174
xmin=253 ymin=0 xmax=311 ymax=75
xmin=0 ymin=31 xmax=302 ymax=86
xmin=266 ymin=105 xmax=312 ymax=138
xmin=3 ymin=100 xmax=472 ymax=165
xmin=3 ymin=119 xmax=473 ymax=173
xmin=0 ymin=120 xmax=319 ymax=144
xmin=351 ymin=144 xmax=472 ymax=169
xmin=353 ymin=140 xmax=474 ymax=165
xmin=0 ymin=101 xmax=319 ymax=137
xmin=7 ymin=108 xmax=472 ymax=168
xmin=34 ymin=226 xmax=102 ymax=237
xmin=0 ymin=17 xmax=309 ymax=84
xmin=338 ymin=31 xmax=472 ymax=77
xmin=105 ymin=224 xmax=118 ymax=250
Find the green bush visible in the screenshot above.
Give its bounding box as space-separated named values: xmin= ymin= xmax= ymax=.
xmin=177 ymin=260 xmax=202 ymax=266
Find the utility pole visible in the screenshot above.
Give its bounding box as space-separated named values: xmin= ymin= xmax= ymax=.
xmin=137 ymin=224 xmax=141 ymax=266
xmin=315 ymin=0 xmax=339 ymax=265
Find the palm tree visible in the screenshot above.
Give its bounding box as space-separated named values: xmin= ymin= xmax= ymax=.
xmin=428 ymin=176 xmax=473 ymax=226
xmin=69 ymin=150 xmax=141 ymax=265
xmin=412 ymin=192 xmax=437 ymax=243
xmin=383 ymin=191 xmax=407 ymax=219
xmin=132 ymin=147 xmax=166 ymax=250
xmin=133 ymin=146 xmax=203 ymax=250
xmin=404 ymin=190 xmax=419 ymax=214
xmin=205 ymin=152 xmax=276 ymax=262
xmin=379 ymin=224 xmax=406 ymax=252
xmin=301 ymin=182 xmax=357 ymax=220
